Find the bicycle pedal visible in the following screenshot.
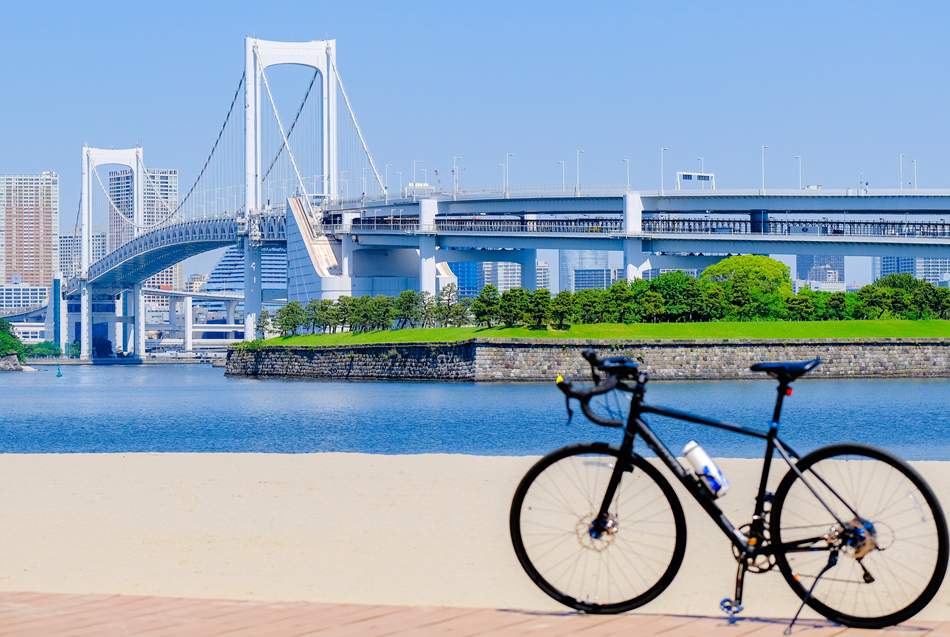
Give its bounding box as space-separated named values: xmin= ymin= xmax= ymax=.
xmin=720 ymin=598 xmax=744 ymax=620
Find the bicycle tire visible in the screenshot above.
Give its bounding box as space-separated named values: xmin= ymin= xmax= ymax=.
xmin=510 ymin=443 xmax=687 ymax=613
xmin=772 ymin=443 xmax=949 ymax=629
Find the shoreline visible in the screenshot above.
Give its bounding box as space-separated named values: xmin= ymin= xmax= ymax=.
xmin=226 ymin=336 xmax=950 ymax=382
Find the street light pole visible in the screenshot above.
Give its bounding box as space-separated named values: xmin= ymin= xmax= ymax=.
xmin=913 ymin=159 xmax=918 ymax=189
xmin=660 ymin=148 xmax=667 ymax=193
xmin=795 ymin=156 xmax=801 ymax=189
xmin=452 ymin=156 xmax=461 ymax=197
xmin=900 ymin=154 xmax=905 ymax=189
xmin=761 ymin=145 xmax=768 ymax=193
xmin=413 ymin=160 xmax=421 ymax=185
xmin=558 ymin=161 xmax=565 ymax=192
xmin=622 ymin=158 xmax=630 ymax=190
xmin=576 ymin=150 xmax=584 ymax=194
xmin=697 ymin=157 xmax=705 ymax=189
xmin=506 ymin=153 xmax=514 ymax=196
xmin=396 ymin=171 xmax=402 ymax=195
xmin=384 ymin=164 xmax=392 ymax=191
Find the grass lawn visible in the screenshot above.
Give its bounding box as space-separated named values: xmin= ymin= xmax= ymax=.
xmin=264 ymin=320 xmax=950 ymax=346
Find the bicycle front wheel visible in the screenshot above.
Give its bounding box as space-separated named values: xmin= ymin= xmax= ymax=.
xmin=510 ymin=443 xmax=686 ymax=613
xmin=772 ymin=443 xmax=949 ymax=629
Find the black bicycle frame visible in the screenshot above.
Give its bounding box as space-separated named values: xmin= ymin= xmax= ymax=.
xmin=593 ymin=379 xmax=803 ymax=558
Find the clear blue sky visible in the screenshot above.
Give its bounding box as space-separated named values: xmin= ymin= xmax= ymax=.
xmin=2 ymin=1 xmax=948 ymax=284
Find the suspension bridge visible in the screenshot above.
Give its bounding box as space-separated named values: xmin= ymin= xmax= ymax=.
xmin=55 ymin=37 xmax=950 ymax=360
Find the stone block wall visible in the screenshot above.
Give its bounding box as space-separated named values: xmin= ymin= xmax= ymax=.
xmin=227 ymin=338 xmax=950 ymax=382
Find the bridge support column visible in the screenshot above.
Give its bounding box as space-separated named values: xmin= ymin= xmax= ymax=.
xmin=122 ymin=292 xmax=133 ymax=354
xmin=518 ymin=249 xmax=538 ymax=290
xmin=341 ymin=212 xmax=359 ymax=277
xmin=623 ymin=192 xmax=643 ymax=234
xmin=226 ymin=300 xmax=237 ymax=340
xmin=79 ymin=282 xmax=91 ymax=360
xmin=184 ymin=296 xmax=193 ymax=352
xmin=418 ymin=199 xmax=438 ymax=295
xmin=134 ymin=282 xmax=146 ymax=358
xmin=243 ymin=240 xmax=262 ymax=340
xmin=107 ymin=308 xmax=117 ymax=356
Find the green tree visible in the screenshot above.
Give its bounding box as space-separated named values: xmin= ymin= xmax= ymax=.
xmin=525 ymin=288 xmax=551 ymax=328
xmin=604 ymin=280 xmax=636 ymax=323
xmin=640 ymin=290 xmax=666 ymax=323
xmin=322 ymin=300 xmax=341 ymax=333
xmin=435 ymin=283 xmax=459 ymax=326
xmin=69 ymin=340 xmax=80 ymax=358
xmin=92 ymin=336 xmax=113 ymax=358
xmin=701 ymin=254 xmax=794 ymax=297
xmin=255 ymin=309 xmax=271 ymax=338
xmin=347 ymin=296 xmax=371 ymax=331
xmin=471 ymin=285 xmax=501 ymax=327
xmin=393 ymin=290 xmax=420 ymax=328
xmin=0 ymin=318 xmax=26 ymax=362
xmin=698 ymin=283 xmax=727 ymax=321
xmin=498 ymin=287 xmax=529 ymax=327
xmin=855 ymin=285 xmax=890 ymax=319
xmin=785 ymin=295 xmax=815 ymax=321
xmin=824 ymin=291 xmax=849 ymax=320
xmin=874 ymin=272 xmax=923 ymax=291
xmin=24 ymin=341 xmax=62 ymax=358
xmin=275 ymin=301 xmax=307 ymax=335
xmin=572 ymin=288 xmax=606 ymax=324
xmin=449 ymin=297 xmax=472 ymax=327
xmin=367 ymin=295 xmax=394 ymax=330
xmin=335 ymin=296 xmax=355 ymax=331
xmin=304 ymin=299 xmax=322 ymax=334
xmin=549 ymin=290 xmax=574 ymax=330
xmin=651 ymin=271 xmax=701 ymax=322
xmin=418 ymin=291 xmax=437 ymax=328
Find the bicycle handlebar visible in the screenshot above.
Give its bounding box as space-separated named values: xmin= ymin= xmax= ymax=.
xmin=556 ymin=376 xmax=624 ymax=428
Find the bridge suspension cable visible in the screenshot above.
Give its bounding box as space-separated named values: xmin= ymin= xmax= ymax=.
xmin=261 ymin=68 xmax=318 ymax=186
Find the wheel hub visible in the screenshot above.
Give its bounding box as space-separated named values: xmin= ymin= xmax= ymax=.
xmin=577 ymin=514 xmax=619 ymax=551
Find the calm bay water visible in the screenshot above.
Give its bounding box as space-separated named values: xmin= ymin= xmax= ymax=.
xmin=0 ymin=365 xmax=948 ymax=459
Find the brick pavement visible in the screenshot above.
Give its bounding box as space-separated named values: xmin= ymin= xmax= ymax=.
xmin=0 ymin=592 xmax=945 ymax=636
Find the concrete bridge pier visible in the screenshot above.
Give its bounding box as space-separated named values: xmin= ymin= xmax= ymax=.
xmin=418 ymin=199 xmax=438 ymax=295
xmin=341 ymin=212 xmax=359 ymax=277
xmin=623 ymin=192 xmax=643 ymax=234
xmin=133 ymin=283 xmax=146 ymax=358
xmin=226 ymin=300 xmax=238 ymax=340
xmin=79 ymin=282 xmax=91 ymax=360
xmin=243 ymin=239 xmax=262 ymax=339
xmin=517 ymin=249 xmax=537 ymax=290
xmin=183 ymin=296 xmax=193 ymax=352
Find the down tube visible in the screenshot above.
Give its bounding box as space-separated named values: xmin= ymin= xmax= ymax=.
xmin=633 ymin=417 xmax=751 ymax=551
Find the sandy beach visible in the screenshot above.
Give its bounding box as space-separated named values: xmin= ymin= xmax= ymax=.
xmin=0 ymin=452 xmax=947 ymax=621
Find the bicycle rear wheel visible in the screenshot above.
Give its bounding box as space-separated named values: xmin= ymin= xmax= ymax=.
xmin=772 ymin=443 xmax=949 ymax=629
xmin=510 ymin=443 xmax=686 ymax=613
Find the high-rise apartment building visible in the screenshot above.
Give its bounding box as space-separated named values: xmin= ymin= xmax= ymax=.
xmin=59 ymin=230 xmax=106 ymax=280
xmin=478 ymin=262 xmax=521 ymax=293
xmin=0 ymin=173 xmax=59 ymax=286
xmin=109 ymin=168 xmax=181 ymax=304
xmin=872 ymin=256 xmax=950 ymax=286
xmin=536 ymin=261 xmax=551 ymax=291
xmin=559 ymin=250 xmax=609 ymax=292
xmin=447 ymin=262 xmax=480 ymax=299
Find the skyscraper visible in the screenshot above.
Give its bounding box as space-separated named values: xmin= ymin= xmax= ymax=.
xmin=109 ymin=168 xmax=181 ymax=304
xmin=536 ymin=261 xmax=551 ymax=291
xmin=448 ymin=262 xmax=480 ymax=298
xmin=0 ymin=173 xmax=59 ymax=286
xmin=479 ymin=262 xmax=521 ymax=292
xmin=559 ymin=250 xmax=609 ymax=292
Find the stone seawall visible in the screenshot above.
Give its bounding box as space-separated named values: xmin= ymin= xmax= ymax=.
xmin=226 ymin=338 xmax=950 ymax=382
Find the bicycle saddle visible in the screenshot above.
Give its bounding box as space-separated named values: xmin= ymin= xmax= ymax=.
xmin=750 ymin=358 xmax=820 ymax=383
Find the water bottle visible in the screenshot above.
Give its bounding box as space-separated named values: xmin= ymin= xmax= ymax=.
xmin=683 ymin=441 xmax=730 ymax=498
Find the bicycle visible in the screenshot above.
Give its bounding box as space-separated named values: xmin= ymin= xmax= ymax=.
xmin=509 ymin=349 xmax=949 ymax=630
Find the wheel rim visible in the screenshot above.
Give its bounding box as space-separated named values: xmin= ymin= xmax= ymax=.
xmin=776 ymin=452 xmax=942 ymax=620
xmin=517 ymin=451 xmax=680 ymax=608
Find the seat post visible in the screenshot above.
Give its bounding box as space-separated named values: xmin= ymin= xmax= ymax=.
xmin=772 ymin=380 xmax=791 ymax=426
